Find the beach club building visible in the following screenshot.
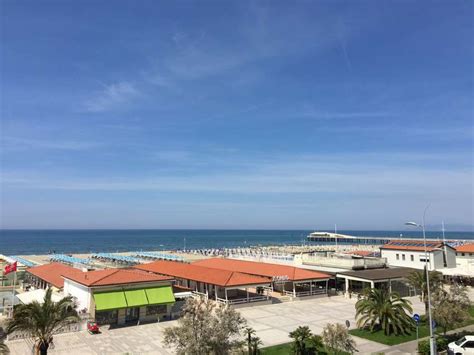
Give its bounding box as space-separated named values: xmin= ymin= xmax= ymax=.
xmin=193 ymin=258 xmax=332 ymax=298
xmin=135 ymin=260 xmax=272 ymax=306
xmin=336 ymin=267 xmax=419 ymax=297
xmin=25 ymin=262 xmax=80 ymax=290
xmin=62 ymin=268 xmax=175 ymax=325
xmin=380 ymin=240 xmax=456 ymax=271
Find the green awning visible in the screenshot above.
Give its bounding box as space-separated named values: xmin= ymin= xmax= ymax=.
xmin=145 ymin=286 xmax=175 ymax=305
xmin=94 ymin=291 xmax=127 ymax=311
xmin=124 ymin=289 xmax=148 ymax=307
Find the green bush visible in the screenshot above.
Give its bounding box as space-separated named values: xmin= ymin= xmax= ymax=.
xmin=418 ymin=337 xmax=448 ymax=355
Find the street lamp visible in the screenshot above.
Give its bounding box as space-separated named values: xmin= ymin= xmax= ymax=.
xmin=405 ymin=204 xmax=436 ymax=355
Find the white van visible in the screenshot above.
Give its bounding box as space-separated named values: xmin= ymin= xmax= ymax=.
xmin=448 ymin=336 xmax=474 ymax=354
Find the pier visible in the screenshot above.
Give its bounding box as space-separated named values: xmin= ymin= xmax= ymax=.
xmin=306 ymin=232 xmax=467 ymax=246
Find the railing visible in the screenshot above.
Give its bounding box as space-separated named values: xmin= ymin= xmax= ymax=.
xmin=283 ymin=289 xmax=327 ymax=297
xmin=216 ymin=295 xmax=268 ymax=305
xmin=299 ymin=255 xmax=387 ymax=269
xmin=7 ymin=321 xmax=83 ymax=341
xmin=191 ymin=291 xmax=208 ymax=299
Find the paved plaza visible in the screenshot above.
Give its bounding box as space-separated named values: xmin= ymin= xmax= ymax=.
xmin=6 ymin=295 xmax=425 ymax=355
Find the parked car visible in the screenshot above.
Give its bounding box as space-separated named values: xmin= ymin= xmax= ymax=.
xmin=448 ymin=336 xmax=474 ymax=354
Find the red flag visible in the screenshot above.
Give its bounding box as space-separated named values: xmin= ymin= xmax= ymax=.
xmin=4 ymin=261 xmax=17 ymax=275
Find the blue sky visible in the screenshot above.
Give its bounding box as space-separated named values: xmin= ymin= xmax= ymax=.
xmin=1 ymin=0 xmax=473 ymax=230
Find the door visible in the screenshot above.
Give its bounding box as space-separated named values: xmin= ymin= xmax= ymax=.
xmin=125 ymin=307 xmax=140 ymax=323
xmin=462 ymin=341 xmax=474 ymax=353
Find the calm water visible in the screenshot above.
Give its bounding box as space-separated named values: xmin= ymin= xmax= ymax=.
xmin=0 ymin=229 xmax=472 ymax=255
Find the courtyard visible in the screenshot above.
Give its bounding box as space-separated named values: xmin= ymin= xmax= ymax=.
xmin=5 ymin=295 xmax=425 ymax=354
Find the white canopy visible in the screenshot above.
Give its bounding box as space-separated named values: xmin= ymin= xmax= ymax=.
xmin=16 ymin=289 xmax=63 ymax=304
xmin=441 ymin=267 xmax=474 ymax=277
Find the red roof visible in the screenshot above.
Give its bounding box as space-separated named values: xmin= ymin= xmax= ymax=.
xmin=380 ymin=240 xmax=447 ymax=252
xmin=64 ymin=268 xmax=173 ymax=287
xmin=456 ymin=244 xmax=474 ymax=253
xmin=134 ymin=260 xmax=272 ymax=287
xmin=27 ymin=262 xmax=80 ymax=288
xmin=193 ymin=258 xmax=331 ymax=281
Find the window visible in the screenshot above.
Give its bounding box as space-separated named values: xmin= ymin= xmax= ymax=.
xmin=411 ymin=255 xmax=414 ymax=262
xmin=462 ymin=253 xmax=465 ymax=256
xmin=402 ymin=254 xmax=405 ymax=261
xmin=463 ymin=341 xmax=474 ymax=348
xmin=396 ymin=254 xmax=399 ymax=260
xmin=95 ymin=310 xmax=118 ymax=325
xmin=146 ymin=305 xmax=167 ymax=316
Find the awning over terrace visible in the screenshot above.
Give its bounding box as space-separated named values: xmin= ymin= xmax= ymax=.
xmin=93 ymin=286 xmax=175 ymax=311
xmin=145 ymin=286 xmax=175 ymax=304
xmin=94 ymin=290 xmax=127 ymax=311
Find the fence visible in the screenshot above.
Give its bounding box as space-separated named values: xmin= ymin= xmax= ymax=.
xmin=283 ymin=288 xmax=327 ymax=298
xmin=216 ymin=295 xmax=268 ymax=305
xmin=298 ymin=254 xmax=387 ymax=269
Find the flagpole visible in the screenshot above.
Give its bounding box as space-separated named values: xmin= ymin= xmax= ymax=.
xmin=10 ymin=270 xmax=16 ymax=316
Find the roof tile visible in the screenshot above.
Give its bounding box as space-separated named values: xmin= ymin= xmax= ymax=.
xmin=456 ymin=243 xmax=474 ymax=253
xmin=193 ymin=258 xmax=331 ymax=281
xmin=64 ymin=268 xmax=172 ymax=287
xmin=135 ymin=260 xmax=272 ymax=287
xmin=27 ymin=262 xmax=81 ymax=288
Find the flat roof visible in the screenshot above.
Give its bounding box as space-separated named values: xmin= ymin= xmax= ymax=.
xmin=337 ymin=267 xmax=418 ymax=281
xmin=135 ymin=260 xmax=272 ymax=287
xmin=193 ymin=258 xmax=331 ymax=281
xmin=380 ymin=240 xmax=453 ymax=252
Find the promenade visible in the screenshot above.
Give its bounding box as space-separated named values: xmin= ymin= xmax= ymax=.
xmin=6 ymin=295 xmax=425 ymax=354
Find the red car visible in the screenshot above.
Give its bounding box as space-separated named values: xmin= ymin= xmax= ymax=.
xmin=87 ymin=321 xmax=100 ymax=334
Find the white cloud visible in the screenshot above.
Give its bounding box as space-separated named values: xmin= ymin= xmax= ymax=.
xmin=84 ymin=82 xmax=139 ymax=112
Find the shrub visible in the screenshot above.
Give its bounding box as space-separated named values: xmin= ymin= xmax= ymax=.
xmin=418 ymin=337 xmax=448 ymax=355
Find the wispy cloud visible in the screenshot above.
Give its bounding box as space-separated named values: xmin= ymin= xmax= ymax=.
xmin=3 ymin=151 xmax=472 ymax=195
xmin=296 ymin=104 xmax=393 ymax=120
xmin=84 ymin=82 xmax=139 ymax=112
xmin=1 ymin=136 xmax=100 ymax=151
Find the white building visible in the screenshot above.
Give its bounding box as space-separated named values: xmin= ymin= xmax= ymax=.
xmin=380 ymin=240 xmax=456 ymax=271
xmin=62 ymin=268 xmax=176 ymax=325
xmin=454 ymin=243 xmax=474 ymax=274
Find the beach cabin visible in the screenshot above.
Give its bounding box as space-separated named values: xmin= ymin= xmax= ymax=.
xmin=62 ymin=268 xmax=175 ymax=325
xmin=193 ymin=258 xmax=332 ymax=299
xmin=135 ymin=260 xmax=272 ymax=306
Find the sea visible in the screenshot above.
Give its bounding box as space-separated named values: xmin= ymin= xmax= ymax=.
xmin=0 ymin=229 xmax=473 ymax=255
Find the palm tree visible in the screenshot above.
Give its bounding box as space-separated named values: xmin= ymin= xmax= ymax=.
xmin=406 ymin=269 xmax=443 ymax=317
xmin=0 ymin=333 xmax=8 ymax=355
xmin=7 ymin=288 xmax=79 ymax=355
xmin=245 ymin=327 xmax=256 ymax=354
xmin=289 ymin=326 xmax=312 ymax=355
xmin=250 ymin=336 xmax=263 ymax=355
xmin=355 ymin=288 xmax=415 ymax=335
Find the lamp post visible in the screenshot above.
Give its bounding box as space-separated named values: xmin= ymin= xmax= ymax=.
xmin=405 ymin=204 xmax=436 ymax=355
